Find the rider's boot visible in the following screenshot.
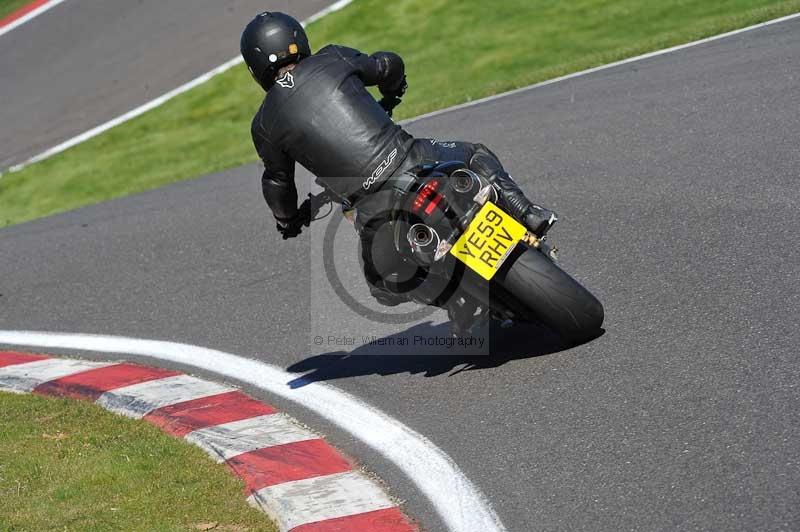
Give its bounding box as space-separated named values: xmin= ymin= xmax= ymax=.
xmin=469 ymin=148 xmax=558 ymax=237
xmin=492 ymin=171 xmax=558 ymax=237
xmin=524 ymin=204 xmax=559 ymax=238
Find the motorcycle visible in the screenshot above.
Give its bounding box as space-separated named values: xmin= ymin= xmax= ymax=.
xmin=302 ymin=161 xmax=604 ymax=344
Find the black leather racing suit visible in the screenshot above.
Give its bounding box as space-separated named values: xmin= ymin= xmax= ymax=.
xmin=251 ymin=44 xmax=412 ymax=220
xmin=251 ymin=44 xmax=545 ymax=303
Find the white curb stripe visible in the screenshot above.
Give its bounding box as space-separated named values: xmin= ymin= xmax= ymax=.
xmin=0 ymin=351 xmax=417 ymax=532
xmin=0 ymin=358 xmax=110 ymax=392
xmin=0 ymin=331 xmax=506 ymax=532
xmin=96 ymin=374 xmax=233 ymax=419
xmin=4 ymin=0 xmax=355 ymax=174
xmin=186 ymin=413 xmax=318 ymax=462
xmin=0 ymin=0 xmax=69 ymax=38
xmin=248 ymin=470 xmax=395 ymax=531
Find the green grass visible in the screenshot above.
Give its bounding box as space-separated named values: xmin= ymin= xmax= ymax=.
xmin=0 ymin=0 xmax=31 ymax=20
xmin=0 ymin=392 xmax=277 ymax=531
xmin=2 ymin=0 xmax=799 ymax=227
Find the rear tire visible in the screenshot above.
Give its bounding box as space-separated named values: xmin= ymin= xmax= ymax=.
xmin=496 ymin=247 xmax=604 ymax=344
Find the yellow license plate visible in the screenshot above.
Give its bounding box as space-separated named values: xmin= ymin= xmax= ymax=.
xmin=450 ymin=202 xmax=527 ymax=280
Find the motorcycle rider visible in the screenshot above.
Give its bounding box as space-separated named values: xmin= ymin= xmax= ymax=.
xmin=243 ymin=12 xmax=557 ymax=318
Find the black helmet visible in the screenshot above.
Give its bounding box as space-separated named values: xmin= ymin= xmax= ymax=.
xmin=240 ymin=12 xmax=311 ymax=91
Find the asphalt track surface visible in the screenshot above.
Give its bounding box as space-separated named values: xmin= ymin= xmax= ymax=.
xmin=0 ymin=0 xmax=331 ymax=169
xmin=2 ymin=18 xmax=799 ymax=532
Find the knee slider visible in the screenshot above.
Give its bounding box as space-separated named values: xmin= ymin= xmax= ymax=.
xmin=469 ymin=150 xmax=504 ymax=180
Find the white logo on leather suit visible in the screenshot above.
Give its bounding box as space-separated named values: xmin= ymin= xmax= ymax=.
xmin=276 ymin=72 xmax=295 ymax=89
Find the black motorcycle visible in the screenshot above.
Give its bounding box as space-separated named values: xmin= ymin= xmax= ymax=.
xmin=304 ymin=162 xmax=604 ymax=344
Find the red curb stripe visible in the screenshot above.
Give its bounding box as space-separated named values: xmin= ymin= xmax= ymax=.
xmin=0 ymin=0 xmax=50 ymax=28
xmin=33 ymin=363 xmax=180 ymax=401
xmin=0 ymin=351 xmax=49 ymax=368
xmin=290 ymin=507 xmax=418 ymax=532
xmin=228 ymin=439 xmax=352 ymax=492
xmin=3 ymin=352 xmax=420 ymax=529
xmin=144 ymin=391 xmax=277 ymax=437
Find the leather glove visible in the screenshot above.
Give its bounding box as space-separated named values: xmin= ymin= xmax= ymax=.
xmin=379 ymin=76 xmax=407 ymax=117
xmin=275 ymin=200 xmax=311 ymax=240
xmin=379 ymin=95 xmax=402 ymax=117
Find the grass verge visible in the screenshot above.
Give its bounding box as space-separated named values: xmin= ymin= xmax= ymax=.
xmin=0 ymin=0 xmax=31 ymax=21
xmin=0 ymin=392 xmax=277 ymax=531
xmin=1 ymin=0 xmax=799 ymax=227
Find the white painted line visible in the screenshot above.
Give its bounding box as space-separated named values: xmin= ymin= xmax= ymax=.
xmin=7 ymin=7 xmax=796 ymax=176
xmin=96 ymin=374 xmax=233 ymax=419
xmin=5 ymin=56 xmax=244 ymax=173
xmin=303 ymin=0 xmax=353 ymax=26
xmin=186 ymin=413 xmax=317 ymax=462
xmin=248 ymin=470 xmax=395 ymax=531
xmin=4 ymin=0 xmax=355 ymax=174
xmin=403 ymin=12 xmax=800 ymax=125
xmin=0 ymin=0 xmax=69 ymax=38
xmin=0 ymin=358 xmax=110 ymax=393
xmin=0 ymin=331 xmax=506 ymax=532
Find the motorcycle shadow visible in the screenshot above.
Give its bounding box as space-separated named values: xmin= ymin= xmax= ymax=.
xmin=287 ymin=321 xmax=604 ymax=388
